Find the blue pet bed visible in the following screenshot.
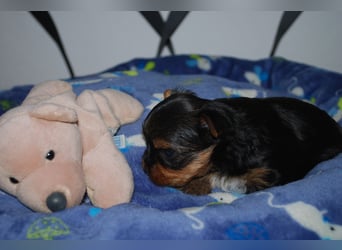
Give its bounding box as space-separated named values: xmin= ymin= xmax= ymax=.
xmin=1 ymin=55 xmax=342 ymax=239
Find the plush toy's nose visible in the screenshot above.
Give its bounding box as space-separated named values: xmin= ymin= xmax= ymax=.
xmin=46 ymin=192 xmax=67 ymax=212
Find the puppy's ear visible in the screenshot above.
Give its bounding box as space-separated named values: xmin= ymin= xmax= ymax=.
xmin=163 ymin=89 xmax=173 ymax=99
xmin=200 ymin=114 xmax=219 ymax=138
xmin=199 ymin=101 xmax=234 ymax=138
xmin=163 ymin=89 xmax=197 ymax=99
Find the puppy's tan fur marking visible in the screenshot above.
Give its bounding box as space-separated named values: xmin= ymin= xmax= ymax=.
xmin=150 ymin=146 xmax=214 ymax=187
xmin=153 ymin=139 xmax=171 ymax=149
xmin=163 ymin=89 xmax=173 ymax=99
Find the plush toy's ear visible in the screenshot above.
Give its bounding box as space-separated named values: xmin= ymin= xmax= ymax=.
xmin=29 ymin=103 xmax=78 ymax=123
xmin=23 ymin=80 xmax=73 ymax=105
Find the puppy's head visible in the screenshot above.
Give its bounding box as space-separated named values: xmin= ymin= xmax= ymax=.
xmin=142 ymin=89 xmax=221 ymax=188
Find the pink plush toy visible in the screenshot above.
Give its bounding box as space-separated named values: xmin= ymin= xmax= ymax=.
xmin=0 ymin=80 xmax=143 ymax=213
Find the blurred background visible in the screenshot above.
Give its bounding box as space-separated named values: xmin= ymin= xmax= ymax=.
xmin=0 ymin=11 xmax=341 ymax=90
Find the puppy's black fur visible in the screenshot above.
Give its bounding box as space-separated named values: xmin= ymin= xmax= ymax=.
xmin=142 ymin=90 xmax=342 ymax=195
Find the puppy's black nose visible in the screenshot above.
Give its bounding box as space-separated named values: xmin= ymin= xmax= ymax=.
xmin=46 ymin=192 xmax=67 ymax=212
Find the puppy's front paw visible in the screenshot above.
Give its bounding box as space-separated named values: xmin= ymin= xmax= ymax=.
xmin=180 ymin=175 xmax=212 ymax=195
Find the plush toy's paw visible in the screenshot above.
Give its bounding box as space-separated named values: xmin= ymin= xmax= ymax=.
xmin=77 ymin=90 xmax=121 ymax=133
xmin=76 ymin=88 xmax=138 ymax=208
xmin=77 ymin=89 xmax=144 ymax=133
xmin=83 ymin=132 xmax=134 ymax=208
xmin=97 ymin=89 xmax=144 ymax=125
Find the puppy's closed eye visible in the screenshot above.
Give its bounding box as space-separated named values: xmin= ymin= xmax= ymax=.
xmin=157 ymin=148 xmax=187 ymax=171
xmin=157 ymin=148 xmax=176 ymax=164
xmin=160 ymin=148 xmax=176 ymax=159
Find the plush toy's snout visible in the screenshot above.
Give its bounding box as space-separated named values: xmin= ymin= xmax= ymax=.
xmin=15 ymin=159 xmax=86 ymax=213
xmin=15 ymin=157 xmax=86 ymax=213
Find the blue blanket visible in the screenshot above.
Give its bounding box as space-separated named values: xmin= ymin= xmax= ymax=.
xmin=1 ymin=55 xmax=342 ymax=239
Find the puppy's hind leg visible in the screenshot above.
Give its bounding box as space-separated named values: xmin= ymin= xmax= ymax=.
xmin=242 ymin=167 xmax=280 ymax=193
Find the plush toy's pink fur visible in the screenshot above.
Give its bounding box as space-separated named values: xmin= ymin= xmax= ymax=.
xmin=0 ymin=81 xmax=143 ymax=212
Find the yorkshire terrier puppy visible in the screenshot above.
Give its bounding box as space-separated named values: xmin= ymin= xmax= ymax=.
xmin=142 ymin=89 xmax=342 ymax=195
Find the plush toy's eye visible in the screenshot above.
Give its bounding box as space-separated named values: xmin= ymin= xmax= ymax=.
xmin=46 ymin=150 xmax=55 ymax=161
xmin=9 ymin=177 xmax=19 ymax=184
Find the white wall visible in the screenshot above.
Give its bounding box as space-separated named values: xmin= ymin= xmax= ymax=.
xmin=0 ymin=11 xmax=341 ymax=90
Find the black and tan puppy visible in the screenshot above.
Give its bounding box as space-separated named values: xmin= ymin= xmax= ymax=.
xmin=142 ymin=89 xmax=342 ymax=195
